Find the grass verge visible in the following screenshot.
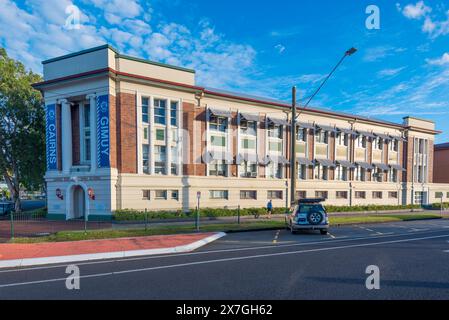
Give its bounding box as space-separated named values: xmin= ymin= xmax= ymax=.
xmin=10 ymin=214 xmax=442 ymax=243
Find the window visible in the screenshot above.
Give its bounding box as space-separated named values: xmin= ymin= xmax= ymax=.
xmin=447 ymin=192 xmax=449 ymax=199
xmin=298 ymin=164 xmax=307 ymax=180
xmin=210 ymin=115 xmax=228 ymax=132
xmin=315 ymin=130 xmax=328 ymax=144
xmin=355 ymin=191 xmax=366 ymax=199
xmin=297 ymin=191 xmax=307 ymax=199
xmin=142 ymin=144 xmax=149 ymax=174
xmin=170 ymin=101 xmax=178 ymax=127
xmin=171 ymin=147 xmax=178 ymax=175
xmin=240 ymin=120 xmax=256 ymax=136
xmin=373 ymin=168 xmax=383 ymax=182
xmin=142 ymin=97 xmax=149 ymax=123
xmin=314 ymin=164 xmax=328 ymax=180
xmin=296 ymin=128 xmax=307 ymax=142
xmin=269 ymin=141 xmax=282 ymax=152
xmin=81 ymin=104 xmax=91 ymax=163
xmin=390 ymin=139 xmax=399 ymax=152
xmin=240 ymin=190 xmax=257 ymax=200
xmin=142 ymin=190 xmax=150 ymax=200
xmin=154 ymin=146 xmax=167 ymax=175
xmin=211 ymin=135 xmax=226 ymax=147
xmin=315 ymin=191 xmax=328 ymax=199
xmin=143 ymin=127 xmax=148 ymax=140
xmin=210 ymin=190 xmax=228 ymax=199
xmin=336 ymin=191 xmax=348 ymax=199
xmin=241 ymin=139 xmax=256 ymax=149
xmin=389 ymin=169 xmax=398 ymax=183
xmin=156 ymin=129 xmax=165 ymax=141
xmin=154 ymin=99 xmax=166 ymax=125
xmin=171 ymin=190 xmax=179 ymax=200
xmin=372 ymin=191 xmax=383 ymax=199
xmin=240 ymin=161 xmax=257 ymax=178
xmin=356 ymin=135 xmax=367 ymax=148
xmin=374 ymin=137 xmax=383 ymax=150
xmin=389 ymin=192 xmax=398 ymax=199
xmin=337 ymin=132 xmax=348 ymax=146
xmin=209 ymin=160 xmax=227 ymax=176
xmin=335 ymin=165 xmax=348 ymax=181
xmin=266 ymin=162 xmax=282 ymax=179
xmin=268 ymin=124 xmax=282 ymax=139
xmin=268 ymin=190 xmax=283 ymax=200
xmin=435 ymin=192 xmax=444 ymax=199
xmin=355 ymin=166 xmax=366 ymax=182
xmin=155 ymin=190 xmax=167 ymax=200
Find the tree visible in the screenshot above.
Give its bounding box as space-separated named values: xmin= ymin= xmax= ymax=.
xmin=0 ymin=47 xmax=45 ymax=213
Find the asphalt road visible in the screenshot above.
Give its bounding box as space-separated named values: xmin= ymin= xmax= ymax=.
xmin=1 ymin=219 xmax=449 ymax=300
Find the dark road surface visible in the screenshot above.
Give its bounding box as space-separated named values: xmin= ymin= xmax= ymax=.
xmin=1 ymin=219 xmax=449 ymax=300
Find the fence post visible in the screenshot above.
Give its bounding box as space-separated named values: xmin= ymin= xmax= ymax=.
xmin=237 ymin=205 xmax=241 ymax=225
xmin=441 ymin=195 xmax=443 ymax=217
xmin=145 ymin=208 xmax=148 ymax=232
xmin=10 ymin=210 xmax=14 ymax=240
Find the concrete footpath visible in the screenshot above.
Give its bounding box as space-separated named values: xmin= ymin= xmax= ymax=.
xmin=0 ymin=232 xmax=226 ymax=269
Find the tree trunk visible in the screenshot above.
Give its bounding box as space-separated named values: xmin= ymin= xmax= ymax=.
xmin=2 ymin=173 xmax=21 ymax=213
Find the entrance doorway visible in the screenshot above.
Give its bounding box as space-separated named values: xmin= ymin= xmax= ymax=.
xmin=72 ymin=185 xmax=86 ymax=219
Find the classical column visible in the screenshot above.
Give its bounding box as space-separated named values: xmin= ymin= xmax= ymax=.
xmin=86 ymin=94 xmax=97 ymax=173
xmin=59 ymin=99 xmax=72 ymax=174
xmin=166 ymin=100 xmax=172 ymax=176
xmin=149 ymin=96 xmax=155 ymax=175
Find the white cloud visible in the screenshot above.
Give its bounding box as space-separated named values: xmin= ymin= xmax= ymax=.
xmin=401 ymin=1 xmax=431 ymax=19
xmin=426 ymin=53 xmax=449 ymax=66
xmin=377 ymin=67 xmax=407 ymax=78
xmin=274 ymin=44 xmax=285 ymax=54
xmin=363 ymin=46 xmax=406 ymax=62
xmin=422 ymin=16 xmax=436 ymax=33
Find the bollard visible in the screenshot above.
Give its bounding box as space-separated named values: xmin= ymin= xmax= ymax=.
xmin=10 ymin=210 xmax=14 ymax=240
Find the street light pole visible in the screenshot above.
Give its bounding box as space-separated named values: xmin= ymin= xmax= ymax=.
xmin=290 ymin=86 xmax=297 ymax=206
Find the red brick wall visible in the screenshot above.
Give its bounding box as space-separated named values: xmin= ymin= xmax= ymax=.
xmin=71 ymin=104 xmax=80 ymax=166
xmin=405 ymin=136 xmax=414 ymax=183
xmin=428 ymin=140 xmax=434 ymax=183
xmin=182 ymin=102 xmax=206 ymax=176
xmin=434 ymin=148 xmax=449 ymax=183
xmin=115 ymin=93 xmax=136 ymax=173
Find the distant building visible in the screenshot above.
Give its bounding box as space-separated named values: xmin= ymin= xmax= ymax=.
xmin=434 ymin=143 xmax=449 ymax=183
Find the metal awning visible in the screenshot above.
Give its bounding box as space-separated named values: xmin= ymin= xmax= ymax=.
xmin=209 ymin=108 xmax=232 ymax=118
xmin=240 ymin=113 xmax=260 ymax=122
xmin=236 ymin=153 xmax=259 ymax=165
xmin=267 ymin=154 xmax=289 ymax=165
xmin=389 ymin=135 xmax=407 ymax=142
xmin=337 ymin=127 xmax=357 ymax=135
xmin=315 ymin=158 xmax=336 ymax=167
xmin=337 ymin=160 xmax=356 ymax=168
xmin=267 ymin=117 xmax=289 ymax=126
xmin=390 ymin=164 xmax=405 ymax=171
xmin=297 ymin=122 xmax=315 ymax=130
xmin=356 ymin=162 xmax=374 ymax=170
xmin=316 ymin=124 xmax=336 ymax=132
xmin=356 ymin=131 xmax=376 ymax=139
xmin=374 ymin=133 xmax=391 ymax=141
xmin=203 ymin=151 xmax=234 ymax=164
xmin=373 ymin=163 xmax=390 ymax=171
xmin=297 ymin=157 xmax=314 ymax=166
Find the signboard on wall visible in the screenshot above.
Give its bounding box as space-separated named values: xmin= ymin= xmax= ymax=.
xmin=96 ymin=95 xmax=110 ymax=168
xmin=46 ymin=104 xmax=58 ymax=170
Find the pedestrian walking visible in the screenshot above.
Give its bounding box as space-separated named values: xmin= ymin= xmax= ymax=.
xmin=266 ymin=200 xmax=273 ymax=219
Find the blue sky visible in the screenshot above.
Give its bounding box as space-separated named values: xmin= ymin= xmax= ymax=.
xmin=1 ymin=0 xmax=448 ymax=142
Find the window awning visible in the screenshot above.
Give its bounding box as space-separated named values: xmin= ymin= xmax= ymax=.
xmin=316 ymin=124 xmax=336 ymax=132
xmin=373 ymin=163 xmax=390 ymax=171
xmin=240 ymin=113 xmax=260 ymax=122
xmin=297 ymin=122 xmax=315 ymax=130
xmin=337 ymin=127 xmax=357 ymax=135
xmin=297 ymin=157 xmax=314 ymax=166
xmin=203 ymin=151 xmax=234 ymax=164
xmin=337 ymin=160 xmax=356 ymax=168
xmin=267 ymin=117 xmax=289 ymax=126
xmin=389 ymin=135 xmax=407 ymax=142
xmin=236 ymin=153 xmax=259 ymax=165
xmin=374 ymin=133 xmax=391 ymax=141
xmin=390 ymin=164 xmax=405 ymax=171
xmin=267 ymin=154 xmax=289 ymax=165
xmin=356 ymin=162 xmax=374 ymax=170
xmin=209 ymin=108 xmax=232 ymax=118
xmin=315 ymin=158 xmax=336 ymax=167
xmin=356 ymin=131 xmax=376 ymax=139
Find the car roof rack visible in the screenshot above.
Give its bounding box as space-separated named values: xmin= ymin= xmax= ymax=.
xmin=298 ymin=198 xmax=325 ymax=204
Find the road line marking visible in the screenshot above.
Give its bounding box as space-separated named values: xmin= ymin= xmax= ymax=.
xmin=328 ymin=233 xmax=336 ymax=239
xmin=1 ymin=233 xmax=448 ymax=289
xmin=0 ymin=229 xmax=444 ymax=274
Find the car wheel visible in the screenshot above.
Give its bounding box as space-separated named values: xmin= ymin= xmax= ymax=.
xmin=320 ymin=229 xmax=328 ymax=235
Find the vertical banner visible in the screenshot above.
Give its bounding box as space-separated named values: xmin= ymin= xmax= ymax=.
xmin=96 ymin=95 xmax=110 ymax=168
xmin=46 ymin=104 xmax=58 ymax=170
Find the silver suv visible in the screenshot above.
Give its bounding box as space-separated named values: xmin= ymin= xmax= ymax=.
xmin=285 ymin=198 xmax=329 ymax=235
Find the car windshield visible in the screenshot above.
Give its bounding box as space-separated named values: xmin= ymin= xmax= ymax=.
xmin=298 ymin=204 xmax=326 ymax=214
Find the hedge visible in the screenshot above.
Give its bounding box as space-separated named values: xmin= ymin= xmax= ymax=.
xmin=431 ymin=202 xmax=449 ymax=210
xmin=113 ymin=204 xmax=421 ymax=221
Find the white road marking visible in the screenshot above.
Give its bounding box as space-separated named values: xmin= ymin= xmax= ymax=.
xmin=0 ymin=228 xmax=443 ymax=274
xmin=1 ymin=233 xmax=449 ymax=289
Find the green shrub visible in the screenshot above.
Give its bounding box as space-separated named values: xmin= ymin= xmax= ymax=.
xmin=431 ymin=202 xmax=449 ymax=210
xmin=325 ymin=204 xmax=420 ymax=213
